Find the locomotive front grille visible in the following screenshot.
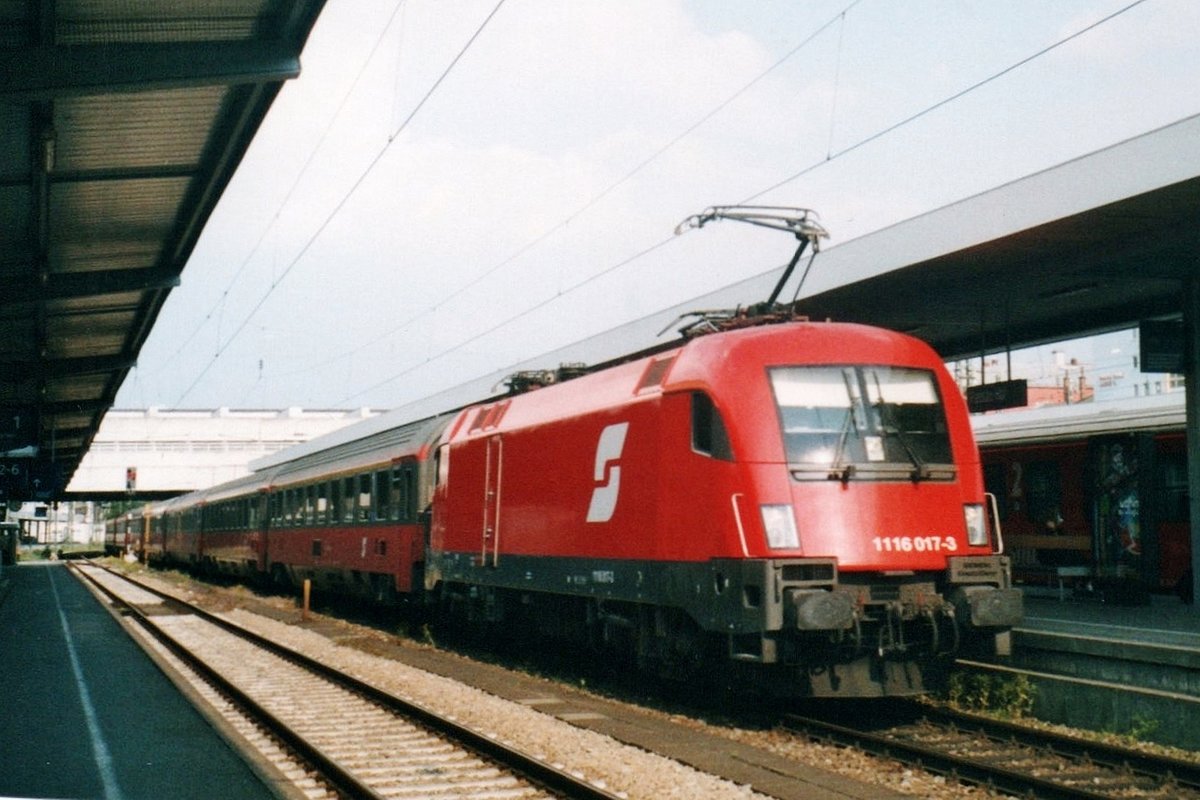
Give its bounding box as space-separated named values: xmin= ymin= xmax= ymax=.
xmin=865 ymin=585 xmax=901 ymax=602
xmin=780 ymin=562 xmax=836 ymax=583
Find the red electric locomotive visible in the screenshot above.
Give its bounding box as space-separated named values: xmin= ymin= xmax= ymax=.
xmin=428 ymin=319 xmax=1020 ymax=696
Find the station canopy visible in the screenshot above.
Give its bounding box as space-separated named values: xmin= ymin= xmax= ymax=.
xmin=0 ymin=0 xmax=326 ymax=500
xmin=792 ymin=114 xmax=1200 ymax=362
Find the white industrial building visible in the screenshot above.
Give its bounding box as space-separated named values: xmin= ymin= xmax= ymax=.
xmin=9 ymin=407 xmax=378 ymax=546
xmin=69 ymin=407 xmax=380 ymax=494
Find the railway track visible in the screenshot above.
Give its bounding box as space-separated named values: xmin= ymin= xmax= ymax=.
xmin=783 ymin=701 xmax=1200 ymax=800
xmin=71 ymin=561 xmax=622 ymax=800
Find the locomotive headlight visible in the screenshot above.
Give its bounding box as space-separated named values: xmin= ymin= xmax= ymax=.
xmin=964 ymin=503 xmax=988 ymax=546
xmin=761 ymin=505 xmax=800 ymax=550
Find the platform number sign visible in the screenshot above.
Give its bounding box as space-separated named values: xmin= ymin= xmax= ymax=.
xmin=0 ymin=409 xmax=34 ymax=451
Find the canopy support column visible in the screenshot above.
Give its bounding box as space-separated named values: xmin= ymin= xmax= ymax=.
xmin=1185 ymin=280 xmax=1200 ymax=608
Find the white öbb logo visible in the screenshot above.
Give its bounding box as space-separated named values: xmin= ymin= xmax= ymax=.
xmin=586 ymin=422 xmax=629 ymax=523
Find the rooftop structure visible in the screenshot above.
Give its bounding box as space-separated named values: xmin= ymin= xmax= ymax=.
xmin=67 ymin=407 xmax=378 ymax=498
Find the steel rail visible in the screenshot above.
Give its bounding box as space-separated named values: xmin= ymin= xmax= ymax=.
xmin=74 ymin=560 xmax=622 ymax=800
xmin=912 ymin=702 xmax=1200 ymax=792
xmin=71 ymin=561 xmax=386 ymax=800
xmin=782 ymin=708 xmax=1195 ymax=800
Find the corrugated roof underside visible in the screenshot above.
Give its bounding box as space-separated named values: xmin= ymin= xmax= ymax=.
xmin=0 ymin=0 xmax=325 ymax=495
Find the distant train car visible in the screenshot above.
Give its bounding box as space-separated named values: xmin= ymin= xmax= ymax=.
xmin=975 ymin=393 xmax=1191 ymax=598
xmin=104 ymin=510 xmax=149 ymax=559
xmin=194 ymin=471 xmax=275 ymax=579
xmin=261 ymin=414 xmax=447 ymax=601
xmin=146 ymin=318 xmax=1020 ymax=697
xmin=159 ymin=492 xmax=204 ymax=569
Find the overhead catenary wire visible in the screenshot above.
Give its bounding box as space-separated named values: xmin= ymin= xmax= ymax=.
xmin=171 ymin=0 xmax=509 ymax=407
xmin=275 ymin=0 xmax=863 ymax=383
xmin=743 ymin=0 xmax=1149 ymax=204
xmin=338 ymin=233 xmax=679 ymax=404
xmin=155 ymin=0 xmax=411 ymax=374
xmin=329 ymin=1 xmax=1148 ymax=407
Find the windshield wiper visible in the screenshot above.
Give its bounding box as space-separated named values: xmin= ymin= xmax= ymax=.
xmin=828 ymin=373 xmax=858 ymax=483
xmin=883 ymin=416 xmax=932 ymax=481
xmin=868 ymin=374 xmax=931 ymax=481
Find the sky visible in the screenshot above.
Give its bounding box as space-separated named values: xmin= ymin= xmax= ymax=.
xmin=112 ymin=0 xmax=1200 ymax=412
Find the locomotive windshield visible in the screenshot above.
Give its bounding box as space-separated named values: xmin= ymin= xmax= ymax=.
xmin=769 ymin=365 xmax=954 ymax=481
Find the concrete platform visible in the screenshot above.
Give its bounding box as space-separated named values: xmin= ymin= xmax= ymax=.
xmin=975 ymin=592 xmax=1200 ymax=749
xmin=1020 ymin=592 xmax=1200 ymax=648
xmin=0 ymin=562 xmax=280 ymax=800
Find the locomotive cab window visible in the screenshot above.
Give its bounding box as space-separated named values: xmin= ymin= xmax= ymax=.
xmin=770 ymin=365 xmax=953 ymax=481
xmin=691 ymin=392 xmax=733 ymax=460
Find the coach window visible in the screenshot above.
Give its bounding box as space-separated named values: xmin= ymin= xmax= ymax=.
xmin=325 ymin=481 xmax=336 ymax=525
xmin=325 ymin=482 xmax=337 ymax=525
xmin=342 ymin=476 xmax=355 ymax=523
xmin=405 ymin=468 xmax=418 ymax=518
xmin=375 ymin=469 xmax=392 ymax=521
xmin=1025 ymin=461 xmax=1062 ymax=532
xmin=390 ymin=467 xmax=405 ymax=522
xmin=1161 ymin=452 xmax=1189 ymax=524
xmin=357 ymin=473 xmax=372 ymax=522
xmin=304 ymin=485 xmax=316 ymax=525
xmin=691 ymin=392 xmax=733 ymax=460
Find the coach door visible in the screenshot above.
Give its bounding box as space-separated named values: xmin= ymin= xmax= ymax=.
xmin=481 ymin=435 xmax=503 ymax=567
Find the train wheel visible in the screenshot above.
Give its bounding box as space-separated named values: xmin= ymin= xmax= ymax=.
xmin=637 ymin=607 xmax=707 ymax=682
